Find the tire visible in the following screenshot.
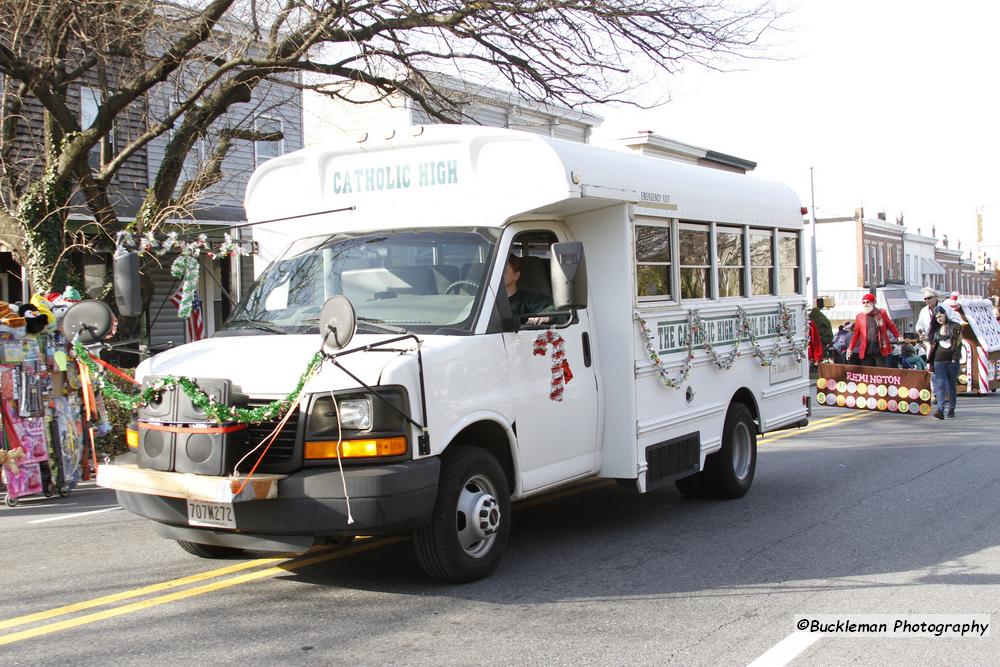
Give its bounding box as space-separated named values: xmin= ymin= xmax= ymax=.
xmin=413 ymin=446 xmax=511 ymax=583
xmin=703 ymin=403 xmax=757 ymax=499
xmin=674 ymin=472 xmax=708 ymax=498
xmin=176 ymin=540 xmax=246 ymax=559
xmin=4 ymin=494 xmax=16 ymax=508
xmin=58 ymin=486 xmax=71 ymax=497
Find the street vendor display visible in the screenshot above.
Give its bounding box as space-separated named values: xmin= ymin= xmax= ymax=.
xmin=0 ymin=289 xmax=92 ymax=506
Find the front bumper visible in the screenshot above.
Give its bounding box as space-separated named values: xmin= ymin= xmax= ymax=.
xmin=109 ymin=457 xmax=440 ymax=553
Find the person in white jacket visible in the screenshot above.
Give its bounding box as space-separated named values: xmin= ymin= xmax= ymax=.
xmin=916 ymin=287 xmax=963 ymax=353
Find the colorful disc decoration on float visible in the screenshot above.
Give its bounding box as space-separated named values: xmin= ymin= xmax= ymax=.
xmin=908 ymin=388 xmax=919 ymax=400
xmin=919 ymin=404 xmax=932 ymax=416
xmin=836 ymin=395 xmax=846 ymax=407
xmin=898 ymin=400 xmax=909 ymax=413
xmin=837 ymin=381 xmax=848 ymax=393
xmin=919 ymin=389 xmax=931 ymax=402
xmin=816 ymin=392 xmax=827 ymax=405
xmin=877 ymin=385 xmax=887 ymax=397
xmin=856 ymin=396 xmax=867 ymax=409
xmin=856 ymin=382 xmax=867 ymax=395
xmin=908 ymin=402 xmax=920 ymax=414
xmin=847 ymin=381 xmax=857 ymax=394
xmin=877 ymin=398 xmax=887 ymax=411
xmin=888 ymin=385 xmax=898 ymax=398
xmin=867 ymin=384 xmax=877 ymax=396
xmin=888 ymin=399 xmax=897 ymax=412
xmin=845 ymin=396 xmax=856 ymax=408
xmin=817 ymin=378 xmax=827 ymax=390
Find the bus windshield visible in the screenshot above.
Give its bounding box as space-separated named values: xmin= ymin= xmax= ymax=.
xmin=225 ymin=227 xmax=498 ymax=335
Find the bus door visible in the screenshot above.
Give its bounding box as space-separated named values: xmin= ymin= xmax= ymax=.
xmin=500 ymin=227 xmax=599 ymax=492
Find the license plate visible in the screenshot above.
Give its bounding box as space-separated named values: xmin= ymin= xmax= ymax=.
xmin=186 ymin=500 xmax=236 ymax=529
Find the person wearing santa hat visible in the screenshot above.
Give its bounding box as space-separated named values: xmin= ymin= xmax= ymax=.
xmin=846 ymin=293 xmax=901 ymax=367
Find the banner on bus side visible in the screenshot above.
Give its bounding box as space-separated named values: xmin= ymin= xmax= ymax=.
xmin=816 ymin=363 xmax=933 ymax=416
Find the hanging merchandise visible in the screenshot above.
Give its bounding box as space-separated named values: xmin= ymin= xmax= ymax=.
xmin=1 ymin=301 xmax=86 ymax=507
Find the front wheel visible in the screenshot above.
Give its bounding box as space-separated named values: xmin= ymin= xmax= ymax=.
xmin=703 ymin=403 xmax=757 ymax=499
xmin=176 ymin=540 xmax=246 ymax=559
xmin=414 ymin=447 xmax=511 ymax=583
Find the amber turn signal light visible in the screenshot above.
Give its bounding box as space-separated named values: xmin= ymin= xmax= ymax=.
xmin=304 ymin=437 xmax=406 ymax=460
xmin=126 ymin=428 xmax=139 ymax=450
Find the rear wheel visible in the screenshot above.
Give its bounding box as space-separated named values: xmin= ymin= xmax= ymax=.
xmin=414 ymin=446 xmax=511 ymax=583
xmin=703 ymin=403 xmax=757 ymax=498
xmin=176 ymin=540 xmax=246 ymax=559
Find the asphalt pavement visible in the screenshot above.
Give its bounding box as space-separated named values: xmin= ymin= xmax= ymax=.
xmin=1 ymin=397 xmax=999 ymax=666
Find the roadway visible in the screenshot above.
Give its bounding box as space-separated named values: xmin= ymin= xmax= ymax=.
xmin=1 ymin=398 xmax=998 ymax=665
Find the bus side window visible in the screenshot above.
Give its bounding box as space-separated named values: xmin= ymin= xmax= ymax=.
xmin=750 ymin=229 xmax=774 ymax=296
xmin=635 ymin=223 xmax=672 ymax=300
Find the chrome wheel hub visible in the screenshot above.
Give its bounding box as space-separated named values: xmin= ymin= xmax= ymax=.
xmin=455 ymin=474 xmax=501 ymax=558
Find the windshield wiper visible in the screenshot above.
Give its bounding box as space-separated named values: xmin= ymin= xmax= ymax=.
xmin=226 ymin=318 xmax=287 ymax=335
xmin=357 ymin=317 xmax=409 ymax=334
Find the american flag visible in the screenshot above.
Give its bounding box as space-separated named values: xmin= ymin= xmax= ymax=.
xmin=169 ymin=288 xmax=206 ymax=342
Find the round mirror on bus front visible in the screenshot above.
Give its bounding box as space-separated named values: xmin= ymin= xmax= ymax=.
xmin=61 ymin=300 xmax=116 ymax=344
xmin=319 ymin=295 xmax=356 ymax=351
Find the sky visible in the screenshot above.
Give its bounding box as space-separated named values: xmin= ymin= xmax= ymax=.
xmin=590 ymin=0 xmax=1000 ymax=255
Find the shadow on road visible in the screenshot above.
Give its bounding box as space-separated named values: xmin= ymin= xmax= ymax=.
xmin=272 ymin=402 xmax=1000 ymax=603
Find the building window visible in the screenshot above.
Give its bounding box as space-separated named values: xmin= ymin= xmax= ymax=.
xmin=864 ymin=244 xmax=871 ymax=285
xmin=171 ymin=106 xmax=205 ymax=185
xmin=80 ymin=86 xmax=116 ymax=169
xmin=679 ymin=223 xmax=710 ymax=299
xmin=254 ymin=116 xmax=284 ymax=168
xmin=716 ymin=226 xmax=745 ymax=298
xmin=635 ymin=223 xmax=671 ymax=300
xmin=750 ymin=229 xmax=774 ymax=296
xmin=778 ymin=231 xmax=800 ymax=295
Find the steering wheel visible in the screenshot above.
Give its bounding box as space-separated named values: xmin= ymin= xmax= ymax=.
xmin=445 ymin=279 xmax=479 ymax=295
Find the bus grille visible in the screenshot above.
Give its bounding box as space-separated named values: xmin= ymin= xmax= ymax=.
xmin=645 ymin=433 xmax=700 ymax=489
xmin=240 ymin=405 xmax=300 ymax=464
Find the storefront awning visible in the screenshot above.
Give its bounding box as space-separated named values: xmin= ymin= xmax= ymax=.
xmin=905 ymin=288 xmax=926 ymax=303
xmin=920 ymin=257 xmax=946 ymax=275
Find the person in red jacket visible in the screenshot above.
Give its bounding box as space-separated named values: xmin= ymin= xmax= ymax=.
xmin=846 ymin=293 xmax=900 ymax=367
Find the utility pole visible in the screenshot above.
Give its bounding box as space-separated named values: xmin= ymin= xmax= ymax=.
xmin=809 ymin=166 xmax=819 ymax=305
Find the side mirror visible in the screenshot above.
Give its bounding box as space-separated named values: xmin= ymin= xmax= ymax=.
xmin=318 ymin=295 xmax=356 ymax=350
xmin=113 ymin=250 xmax=143 ymax=317
xmin=551 ymin=241 xmax=587 ymax=310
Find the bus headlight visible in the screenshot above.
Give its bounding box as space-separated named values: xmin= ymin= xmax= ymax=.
xmin=337 ymin=397 xmax=372 ymax=430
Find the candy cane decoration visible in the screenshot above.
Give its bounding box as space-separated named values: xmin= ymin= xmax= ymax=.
xmin=962 ymin=340 xmax=973 ymax=392
xmin=533 ymin=331 xmax=574 ymax=402
xmin=977 ymin=346 xmax=990 ymax=393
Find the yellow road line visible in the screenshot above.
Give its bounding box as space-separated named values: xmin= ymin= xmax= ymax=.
xmin=0 ymin=555 xmax=289 ymax=631
xmin=760 ymin=410 xmax=869 ymax=444
xmin=0 ymin=410 xmax=869 ymax=645
xmin=0 ymin=538 xmax=404 ymax=646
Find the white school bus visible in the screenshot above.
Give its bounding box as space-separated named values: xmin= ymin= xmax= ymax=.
xmin=99 ymin=125 xmax=810 ymax=582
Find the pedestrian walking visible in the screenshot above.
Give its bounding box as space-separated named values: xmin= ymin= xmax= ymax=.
xmin=846 ymin=293 xmax=900 ymax=367
xmin=927 ymin=306 xmax=962 ymax=419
